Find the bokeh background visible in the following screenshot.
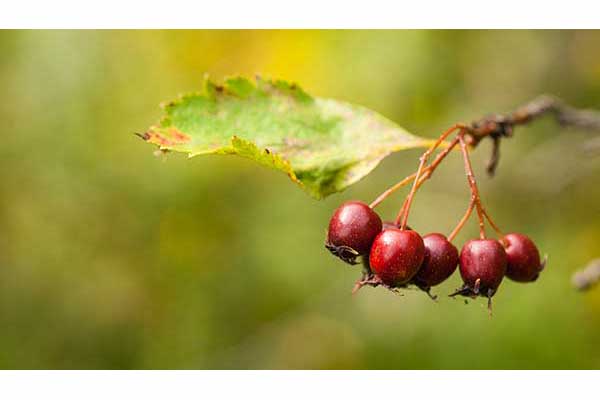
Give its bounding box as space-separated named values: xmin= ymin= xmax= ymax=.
xmin=1 ymin=30 xmax=600 ymax=369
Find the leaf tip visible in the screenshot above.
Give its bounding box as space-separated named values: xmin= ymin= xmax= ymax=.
xmin=134 ymin=132 xmax=150 ymax=141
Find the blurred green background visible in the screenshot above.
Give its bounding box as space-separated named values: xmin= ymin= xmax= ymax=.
xmin=1 ymin=30 xmax=599 ymax=369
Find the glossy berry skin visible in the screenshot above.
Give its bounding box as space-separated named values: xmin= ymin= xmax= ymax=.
xmin=412 ymin=233 xmax=459 ymax=288
xmin=503 ymin=233 xmax=543 ymax=282
xmin=459 ymin=239 xmax=507 ymax=295
xmin=326 ymin=201 xmax=382 ymax=263
xmin=370 ymin=229 xmax=425 ymax=286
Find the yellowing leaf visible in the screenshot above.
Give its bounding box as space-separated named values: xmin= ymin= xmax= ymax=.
xmin=141 ymin=76 xmax=434 ymax=199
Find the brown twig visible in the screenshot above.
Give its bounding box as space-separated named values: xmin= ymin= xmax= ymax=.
xmin=372 ymin=95 xmax=600 ymax=210
xmin=464 ymin=95 xmax=600 ymax=176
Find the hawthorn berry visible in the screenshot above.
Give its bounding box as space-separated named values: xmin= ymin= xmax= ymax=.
xmin=326 ymin=201 xmax=382 ymax=264
xmin=369 ymin=229 xmax=425 ymax=286
xmin=412 ymin=233 xmax=459 ymax=289
xmin=456 ymin=239 xmax=507 ymax=298
xmin=323 ymin=120 xmax=550 ymax=310
xmin=503 ymin=233 xmax=544 ymax=282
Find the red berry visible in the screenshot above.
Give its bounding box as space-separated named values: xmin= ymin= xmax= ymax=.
xmin=369 ymin=229 xmax=425 ymax=286
xmin=412 ymin=233 xmax=459 ymax=288
xmin=458 ymin=239 xmax=507 ymax=296
xmin=326 ymin=201 xmax=382 ymax=264
xmin=503 ymin=233 xmax=543 ymax=282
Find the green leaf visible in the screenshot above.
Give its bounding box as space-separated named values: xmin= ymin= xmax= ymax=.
xmin=140 ymin=76 xmax=434 ymax=199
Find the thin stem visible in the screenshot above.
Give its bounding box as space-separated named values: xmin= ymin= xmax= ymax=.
xmin=371 ymin=136 xmax=460 ymax=210
xmin=412 ymin=136 xmax=461 ymax=191
xmin=482 ymin=208 xmax=504 ymax=238
xmin=396 ymin=123 xmax=465 ymax=228
xmin=394 ymin=138 xmax=461 ymax=223
xmin=399 ymin=153 xmax=428 ymax=229
xmin=448 ymin=199 xmax=475 ymax=242
xmin=369 ymin=172 xmax=419 ymax=209
xmin=458 ymin=133 xmax=486 ymax=239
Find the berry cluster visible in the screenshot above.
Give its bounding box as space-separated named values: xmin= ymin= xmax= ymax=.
xmin=325 ymin=125 xmax=546 ymax=312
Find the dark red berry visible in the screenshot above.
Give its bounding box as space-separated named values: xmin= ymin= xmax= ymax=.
xmin=412 ymin=233 xmax=459 ymax=288
xmin=503 ymin=233 xmax=543 ymax=282
xmin=369 ymin=229 xmax=425 ymax=286
xmin=326 ymin=201 xmax=382 ymax=264
xmin=458 ymin=239 xmax=507 ymax=296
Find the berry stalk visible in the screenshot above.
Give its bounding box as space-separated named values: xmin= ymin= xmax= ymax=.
xmin=370 ymin=134 xmax=461 ymax=211
xmin=482 ymin=207 xmax=504 ymax=238
xmin=369 ymin=172 xmax=419 ymax=209
xmin=458 ymin=133 xmax=487 ymax=239
xmin=394 ymin=135 xmax=463 ymax=220
xmin=456 ymin=134 xmax=505 ymax=240
xmin=398 ymin=124 xmax=465 ymax=229
xmin=448 ymin=198 xmax=475 ymax=242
